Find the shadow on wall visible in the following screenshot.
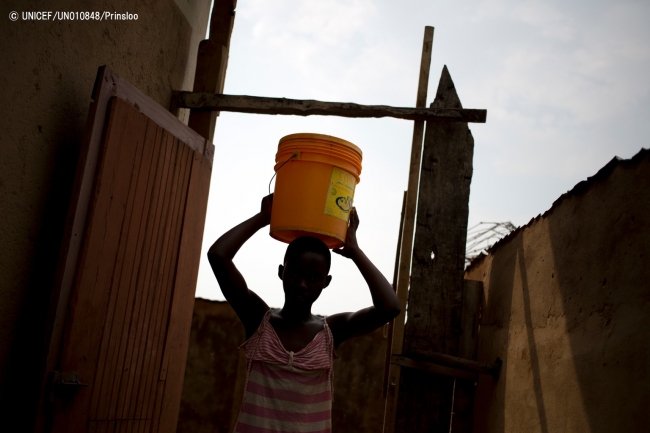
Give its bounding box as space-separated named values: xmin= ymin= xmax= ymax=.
xmin=178 ymin=299 xmax=389 ymax=433
xmin=466 ymin=148 xmax=650 ymax=433
xmin=466 ymin=232 xmax=518 ymax=432
xmin=545 ymin=150 xmax=650 ymax=432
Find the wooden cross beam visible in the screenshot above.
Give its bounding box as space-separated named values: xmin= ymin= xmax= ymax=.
xmin=173 ymin=92 xmax=487 ymax=123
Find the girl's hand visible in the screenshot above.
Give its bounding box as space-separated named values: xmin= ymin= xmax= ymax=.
xmin=259 ymin=193 xmax=273 ymax=226
xmin=333 ymin=207 xmax=360 ymax=259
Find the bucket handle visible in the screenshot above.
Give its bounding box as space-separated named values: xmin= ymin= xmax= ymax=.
xmin=268 ymin=152 xmax=299 ymax=195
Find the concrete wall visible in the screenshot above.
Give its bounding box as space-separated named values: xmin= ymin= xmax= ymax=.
xmin=465 ymin=149 xmax=650 ymax=433
xmin=179 ymin=299 xmax=389 ymax=433
xmin=0 ymin=0 xmax=210 ymax=427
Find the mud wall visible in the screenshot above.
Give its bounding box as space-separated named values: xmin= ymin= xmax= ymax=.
xmin=179 ymin=299 xmax=389 ymax=433
xmin=465 ymin=149 xmax=650 ymax=433
xmin=0 ymin=0 xmax=210 ymax=427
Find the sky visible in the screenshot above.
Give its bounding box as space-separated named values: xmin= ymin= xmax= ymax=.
xmin=194 ymin=0 xmax=650 ymax=314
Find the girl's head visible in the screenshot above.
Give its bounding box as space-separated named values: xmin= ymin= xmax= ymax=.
xmin=278 ymin=237 xmax=332 ymax=305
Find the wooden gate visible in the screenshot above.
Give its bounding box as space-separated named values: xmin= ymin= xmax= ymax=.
xmin=38 ymin=66 xmax=213 ymax=433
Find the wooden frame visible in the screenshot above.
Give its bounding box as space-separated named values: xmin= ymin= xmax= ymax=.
xmin=174 ymin=92 xmax=487 ymax=123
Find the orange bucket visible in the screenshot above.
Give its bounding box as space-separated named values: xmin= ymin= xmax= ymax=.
xmin=270 ymin=133 xmax=363 ymax=249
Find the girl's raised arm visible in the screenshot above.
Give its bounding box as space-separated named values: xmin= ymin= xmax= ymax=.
xmin=207 ymin=194 xmax=273 ymax=337
xmin=327 ymin=208 xmax=401 ymax=347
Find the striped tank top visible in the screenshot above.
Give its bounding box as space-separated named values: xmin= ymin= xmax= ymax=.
xmin=234 ymin=309 xmax=338 ymax=433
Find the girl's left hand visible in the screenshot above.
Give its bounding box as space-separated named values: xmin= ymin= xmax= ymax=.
xmin=333 ymin=207 xmax=360 ymax=259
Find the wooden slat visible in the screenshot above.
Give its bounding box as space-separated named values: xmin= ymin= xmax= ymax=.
xmin=104 ymin=67 xmax=207 ymax=156
xmin=94 ymin=420 xmax=111 ymax=433
xmin=450 ymin=378 xmax=476 ymax=433
xmin=383 ymin=25 xmax=434 ymax=433
xmin=156 ymin=142 xmax=194 ymax=379
xmin=396 ymin=65 xmax=475 ymax=432
xmin=84 ymin=97 xmax=132 ymax=421
xmin=149 ymin=380 xmax=166 ymax=433
xmin=144 ymin=136 xmax=193 ymax=421
xmin=120 ymin=123 xmax=165 ymax=420
xmin=122 ymin=126 xmax=166 ymax=418
xmin=394 ymin=351 xmax=497 ymax=377
xmin=187 ymin=0 xmax=236 ymax=139
xmin=92 ymin=99 xmax=149 ymax=421
xmin=395 ymin=369 xmax=454 ymax=433
xmin=383 ymin=191 xmax=407 ymax=398
xmin=116 ymin=117 xmax=162 ymax=418
xmin=403 ymin=65 xmax=473 ymax=356
xmin=105 ymin=101 xmax=153 ymax=420
xmin=132 ymin=129 xmax=176 ymax=420
xmin=177 ymin=92 xmax=487 ymax=123
xmin=157 ymin=141 xmax=194 ymax=381
xmin=450 ymin=280 xmax=484 ymax=433
xmin=157 ymin=149 xmax=213 ymax=431
xmin=147 ymin=139 xmax=194 ymax=427
xmin=57 ymin=97 xmax=136 ymax=432
xmin=391 ymin=355 xmax=478 ymax=381
xmin=115 ymin=419 xmax=141 ymax=433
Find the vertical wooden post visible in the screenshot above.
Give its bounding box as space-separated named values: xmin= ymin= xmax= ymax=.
xmin=187 ymin=0 xmax=236 ymax=141
xmin=394 ymin=65 xmax=476 ymax=432
xmin=450 ymin=280 xmax=483 ymax=433
xmin=383 ymin=26 xmax=434 ymax=433
xmin=383 ymin=191 xmax=407 ymax=398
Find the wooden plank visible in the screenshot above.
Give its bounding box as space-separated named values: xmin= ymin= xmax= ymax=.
xmin=403 ymin=65 xmax=473 ymax=356
xmin=450 ymin=378 xmax=476 ymax=433
xmin=157 ymin=149 xmax=213 ymax=431
xmin=94 ymin=421 xmax=110 ymax=433
xmin=450 ymin=280 xmax=484 ymax=433
xmin=84 ymin=97 xmax=132 ymax=421
xmin=144 ymin=136 xmax=193 ymax=422
xmin=147 ymin=138 xmax=193 ymax=425
xmin=55 ymin=96 xmax=136 ymax=433
xmin=383 ymin=26 xmax=434 ymax=433
xmin=395 ymin=368 xmax=454 ymax=433
xmin=177 ymin=92 xmax=487 ymax=123
xmin=115 ymin=117 xmax=161 ymax=419
xmin=132 ymin=129 xmax=176 ymax=420
xmin=187 ymin=0 xmax=236 ymax=139
xmin=187 ymin=44 xmax=228 ymax=140
xmin=149 ymin=380 xmax=166 ymax=433
xmin=91 ymin=99 xmax=149 ymax=421
xmin=104 ymin=67 xmax=207 ymax=156
xmin=97 ymin=100 xmax=151 ymax=421
xmin=396 ymin=65 xmax=475 ymax=433
xmin=383 ymin=190 xmax=407 ymax=398
xmin=157 ymin=141 xmax=194 ymax=381
xmin=393 ymin=352 xmax=498 ymax=378
xmin=391 ymin=355 xmax=478 ymax=381
xmin=121 ymin=124 xmax=166 ymax=420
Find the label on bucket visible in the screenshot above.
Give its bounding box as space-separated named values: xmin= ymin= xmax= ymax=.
xmin=324 ymin=167 xmax=356 ymax=222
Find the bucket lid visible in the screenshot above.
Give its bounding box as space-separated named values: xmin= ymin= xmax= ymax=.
xmin=279 ymin=133 xmax=363 ymax=157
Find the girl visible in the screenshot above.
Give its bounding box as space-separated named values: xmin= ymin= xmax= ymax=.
xmin=207 ymin=194 xmax=400 ymax=433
